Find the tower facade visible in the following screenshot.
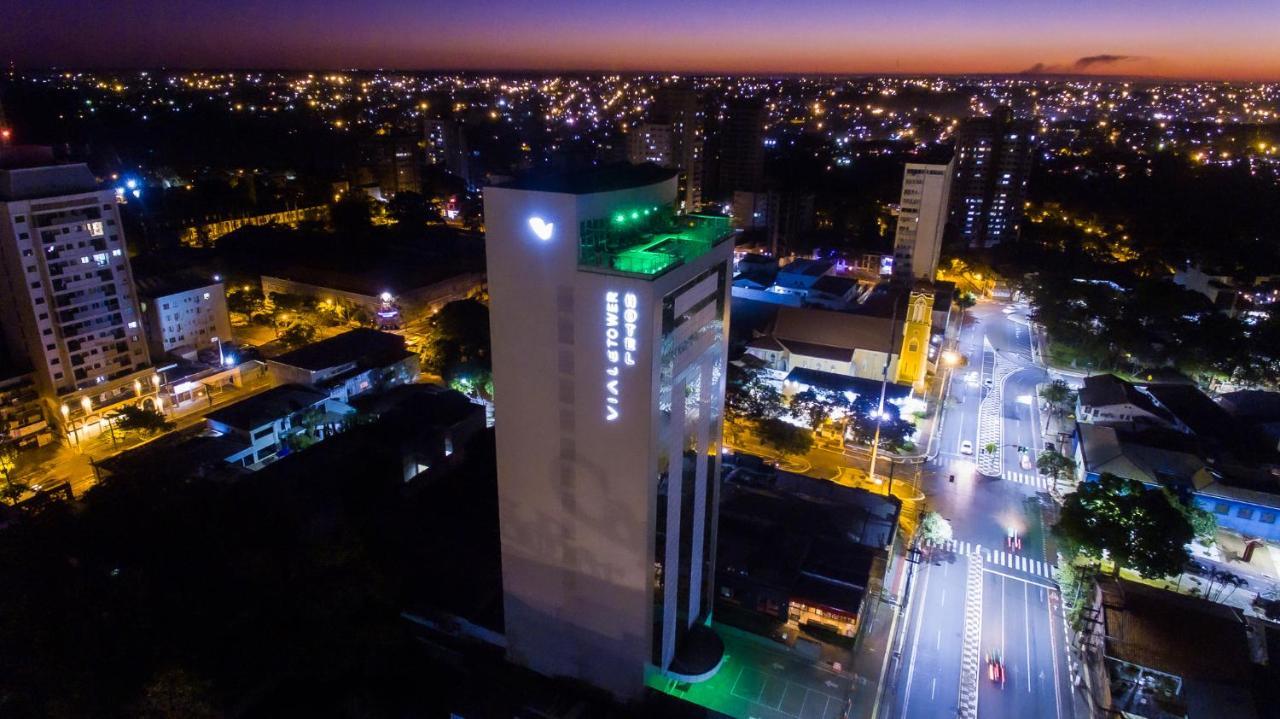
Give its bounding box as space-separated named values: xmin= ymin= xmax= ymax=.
xmin=948 ymin=107 xmax=1036 ymax=248
xmin=895 ymin=288 xmax=934 ymax=392
xmin=892 ymin=160 xmax=953 ymax=282
xmin=484 ymin=165 xmax=731 ymax=700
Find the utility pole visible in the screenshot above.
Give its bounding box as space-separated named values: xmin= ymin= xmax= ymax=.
xmin=867 ymin=293 xmax=902 ymax=491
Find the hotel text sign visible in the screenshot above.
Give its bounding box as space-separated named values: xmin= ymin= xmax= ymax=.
xmin=604 ymin=290 xmax=639 ymax=421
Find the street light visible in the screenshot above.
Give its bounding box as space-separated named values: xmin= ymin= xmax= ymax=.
xmin=61 ymin=403 xmax=79 ymax=447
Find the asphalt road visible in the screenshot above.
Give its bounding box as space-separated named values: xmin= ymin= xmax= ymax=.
xmin=887 ymin=297 xmax=1075 ymax=719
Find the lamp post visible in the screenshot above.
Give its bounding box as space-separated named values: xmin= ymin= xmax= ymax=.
xmin=80 ymin=396 xmax=94 ymax=445
xmin=60 ymin=403 xmax=79 ymax=448
xmin=867 ymin=297 xmax=901 ymax=493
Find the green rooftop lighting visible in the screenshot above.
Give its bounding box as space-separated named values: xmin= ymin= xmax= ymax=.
xmin=630 ymin=211 xmax=639 ymax=220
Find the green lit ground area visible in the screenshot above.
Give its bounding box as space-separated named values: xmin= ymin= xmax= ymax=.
xmin=580 ymin=211 xmax=732 ymax=277
xmin=649 ymin=624 xmax=855 ymax=719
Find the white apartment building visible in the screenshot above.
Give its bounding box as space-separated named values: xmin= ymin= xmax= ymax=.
xmin=892 ymin=160 xmax=953 ymax=282
xmin=485 ymin=164 xmax=732 ymax=700
xmin=0 ymin=147 xmax=152 ymax=426
xmin=137 ymin=272 xmax=232 ymax=359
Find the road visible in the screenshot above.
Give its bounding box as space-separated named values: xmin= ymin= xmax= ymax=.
xmin=18 ymin=369 xmax=278 ymax=500
xmin=886 ymin=297 xmax=1076 ymax=719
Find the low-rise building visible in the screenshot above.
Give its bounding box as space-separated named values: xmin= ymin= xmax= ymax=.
xmin=0 ymin=368 xmax=52 ymax=448
xmin=136 ymin=271 xmax=232 ymax=360
xmin=267 ymin=328 xmax=418 ymax=403
xmin=1076 ymin=374 xmax=1177 ymax=429
xmin=716 ymin=464 xmax=899 ymax=642
xmin=1074 ymin=422 xmax=1280 ymax=541
xmin=350 ymin=384 xmax=486 ymax=484
xmin=261 ymin=267 xmax=483 ymax=324
xmin=204 ymin=383 xmax=355 ymax=470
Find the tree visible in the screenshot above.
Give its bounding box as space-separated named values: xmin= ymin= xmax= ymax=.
xmin=1034 ymin=376 xmax=1075 ymax=414
xmin=226 ymin=286 xmax=263 ymax=316
xmin=954 ymin=292 xmax=977 ymax=310
xmin=387 ymin=191 xmax=439 ymax=230
xmin=1053 ymin=473 xmax=1195 ymax=579
xmin=1036 ymin=450 xmax=1078 ymax=485
xmin=1174 ymin=495 xmax=1218 ymax=546
xmin=788 ymin=389 xmax=834 ymax=432
xmin=725 ymin=363 xmax=783 ymax=427
xmin=756 ymin=418 xmax=813 ymax=459
xmin=110 ymin=406 xmax=175 ymax=436
xmin=329 ymin=192 xmax=374 ymax=236
xmin=277 ymin=323 xmax=317 ymax=349
xmin=422 ymin=299 xmax=491 ymax=382
xmin=0 ymin=442 xmax=28 ymax=505
xmin=919 ymin=511 xmax=954 ymax=545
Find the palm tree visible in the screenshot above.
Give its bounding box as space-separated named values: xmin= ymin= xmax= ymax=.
xmin=1039 ymin=379 xmax=1076 ymax=432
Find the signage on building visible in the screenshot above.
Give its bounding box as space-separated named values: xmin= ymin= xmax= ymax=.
xmin=604 ymin=290 xmax=639 ymax=421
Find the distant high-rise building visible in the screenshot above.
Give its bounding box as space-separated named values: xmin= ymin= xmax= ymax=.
xmin=0 ymin=146 xmax=152 ymax=426
xmin=714 ymin=98 xmax=766 ymax=198
xmin=893 ymin=160 xmax=953 ymax=282
xmin=948 ymin=107 xmax=1036 ymax=248
xmin=627 ymin=85 xmax=704 ymax=211
xmin=731 ymin=189 xmax=814 ymax=256
xmin=484 ymin=164 xmax=732 ymax=700
xmin=358 ymin=134 xmax=421 ymax=199
xmin=424 ymin=118 xmax=474 ymax=187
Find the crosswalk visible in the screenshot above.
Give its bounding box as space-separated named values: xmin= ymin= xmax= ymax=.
xmin=926 ymin=539 xmax=1057 ymax=580
xmin=932 ymin=456 xmax=1053 ymax=490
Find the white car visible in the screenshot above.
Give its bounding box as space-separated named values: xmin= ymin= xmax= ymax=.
xmin=1001 ymin=306 xmax=1017 ymax=314
xmin=960 ymin=440 xmax=974 ymax=455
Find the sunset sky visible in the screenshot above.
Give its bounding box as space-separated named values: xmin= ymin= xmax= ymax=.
xmin=6 ymin=0 xmax=1280 ymax=80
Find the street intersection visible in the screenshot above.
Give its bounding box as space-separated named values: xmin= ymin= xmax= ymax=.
xmin=884 ymin=297 xmax=1077 ymax=719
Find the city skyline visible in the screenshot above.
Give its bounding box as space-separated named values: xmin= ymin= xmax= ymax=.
xmin=6 ymin=0 xmax=1280 ymax=81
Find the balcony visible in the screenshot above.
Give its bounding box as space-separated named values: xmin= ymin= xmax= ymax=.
xmin=578 ymin=211 xmax=732 ymax=279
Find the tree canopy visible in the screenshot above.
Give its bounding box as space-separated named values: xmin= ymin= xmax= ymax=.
xmin=1053 ymin=473 xmax=1195 ymax=579
xmin=756 ymin=418 xmax=814 ymax=459
xmin=423 ymin=299 xmax=491 ymax=383
xmin=110 ymin=406 xmax=176 ymax=436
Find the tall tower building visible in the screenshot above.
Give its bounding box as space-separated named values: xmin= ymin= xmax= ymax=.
xmin=635 ymin=85 xmax=704 ymax=211
xmin=948 ymin=107 xmax=1036 ymax=248
xmin=892 ymin=160 xmax=953 ymax=283
xmin=424 ymin=118 xmax=473 ymax=187
xmin=485 ymin=164 xmax=732 ymax=700
xmin=0 ymin=147 xmax=152 ymax=423
xmin=713 ymin=98 xmax=766 ymax=199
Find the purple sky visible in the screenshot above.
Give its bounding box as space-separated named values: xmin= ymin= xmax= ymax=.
xmin=6 ymin=0 xmax=1280 ymax=79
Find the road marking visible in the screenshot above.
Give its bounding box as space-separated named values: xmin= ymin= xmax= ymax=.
xmin=899 ymin=558 xmax=933 ymax=719
xmin=1024 ymin=582 xmax=1032 ymax=693
xmin=982 ymin=566 xmax=1058 ymax=590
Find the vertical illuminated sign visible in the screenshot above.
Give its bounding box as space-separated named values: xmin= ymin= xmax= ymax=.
xmin=604 ymin=290 xmax=639 ymax=421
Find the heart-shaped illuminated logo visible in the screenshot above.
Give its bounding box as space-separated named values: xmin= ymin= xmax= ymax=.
xmin=528 ymin=216 xmax=554 ymax=241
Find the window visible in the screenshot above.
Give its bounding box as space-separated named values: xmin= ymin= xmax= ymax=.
xmin=1262 ymin=512 xmax=1277 ymax=525
xmin=1238 ymin=507 xmax=1255 ymax=520
xmin=1214 ymin=503 xmax=1230 ymax=515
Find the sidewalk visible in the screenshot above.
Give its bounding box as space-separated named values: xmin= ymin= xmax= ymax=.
xmin=854 ymin=534 xmax=913 ymax=719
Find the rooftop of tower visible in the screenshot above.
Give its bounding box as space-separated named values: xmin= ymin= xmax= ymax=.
xmin=496 ymin=162 xmax=675 ymax=195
